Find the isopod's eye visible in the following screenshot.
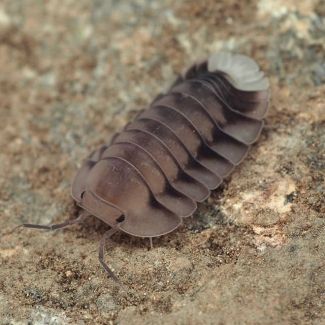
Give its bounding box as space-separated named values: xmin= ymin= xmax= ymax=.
xmin=80 ymin=191 xmax=85 ymax=199
xmin=116 ymin=215 xmax=125 ymax=223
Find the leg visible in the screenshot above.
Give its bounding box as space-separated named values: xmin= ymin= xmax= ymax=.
xmin=18 ymin=210 xmax=90 ymax=231
xmin=149 ymin=237 xmax=153 ymax=249
xmin=98 ymin=228 xmax=120 ymax=282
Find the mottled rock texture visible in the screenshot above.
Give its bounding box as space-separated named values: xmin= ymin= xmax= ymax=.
xmin=0 ymin=0 xmax=324 ymax=324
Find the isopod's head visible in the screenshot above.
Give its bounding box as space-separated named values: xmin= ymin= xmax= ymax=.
xmin=71 ymin=157 xmax=124 ymax=227
xmin=72 ymin=154 xmax=181 ymax=237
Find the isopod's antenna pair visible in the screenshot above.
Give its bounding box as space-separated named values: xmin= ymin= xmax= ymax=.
xmin=12 ymin=211 xmax=122 ymax=284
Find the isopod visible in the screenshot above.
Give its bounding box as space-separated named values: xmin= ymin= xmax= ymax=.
xmin=22 ymin=52 xmax=270 ymax=282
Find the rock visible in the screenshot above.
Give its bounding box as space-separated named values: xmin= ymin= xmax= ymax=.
xmin=0 ymin=0 xmax=324 ymax=324
xmin=96 ymin=293 xmax=117 ymax=314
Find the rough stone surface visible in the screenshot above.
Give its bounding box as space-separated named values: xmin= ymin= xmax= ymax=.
xmin=0 ymin=0 xmax=324 ymax=324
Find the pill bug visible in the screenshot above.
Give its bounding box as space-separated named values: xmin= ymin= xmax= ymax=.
xmin=22 ymin=52 xmax=270 ymax=282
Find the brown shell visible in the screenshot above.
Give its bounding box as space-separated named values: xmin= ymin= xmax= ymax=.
xmin=71 ymin=52 xmax=270 ymax=238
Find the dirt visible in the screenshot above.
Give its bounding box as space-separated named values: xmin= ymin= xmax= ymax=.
xmin=0 ymin=0 xmax=324 ymax=324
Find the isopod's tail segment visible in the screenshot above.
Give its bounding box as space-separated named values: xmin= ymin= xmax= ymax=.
xmin=206 ymin=52 xmax=270 ymax=119
xmin=171 ymin=51 xmax=270 ymax=120
xmin=208 ymin=52 xmax=269 ymax=92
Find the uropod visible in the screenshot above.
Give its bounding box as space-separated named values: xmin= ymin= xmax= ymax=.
xmin=22 ymin=52 xmax=270 ymax=282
